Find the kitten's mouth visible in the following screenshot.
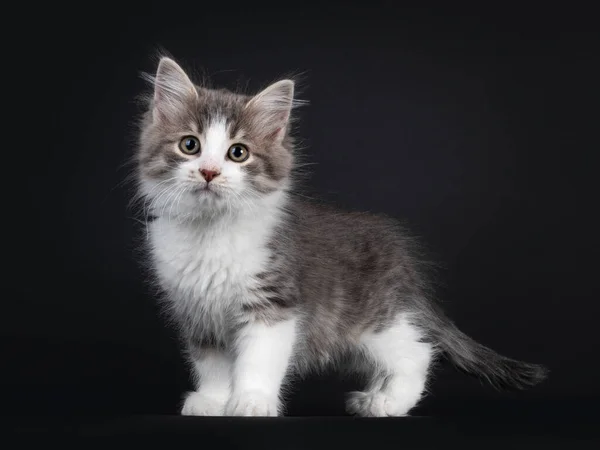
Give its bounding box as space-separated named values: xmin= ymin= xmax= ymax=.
xmin=193 ymin=184 xmax=220 ymax=196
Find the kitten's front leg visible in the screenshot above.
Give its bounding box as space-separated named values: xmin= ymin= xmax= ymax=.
xmin=225 ymin=318 xmax=297 ymax=417
xmin=182 ymin=347 xmax=232 ymax=416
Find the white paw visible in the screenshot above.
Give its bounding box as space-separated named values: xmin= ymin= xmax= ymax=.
xmin=181 ymin=391 xmax=228 ymax=416
xmin=225 ymin=390 xmax=279 ymax=416
xmin=346 ymin=390 xmax=411 ymax=417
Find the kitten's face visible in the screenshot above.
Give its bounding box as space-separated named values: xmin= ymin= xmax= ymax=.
xmin=137 ymin=58 xmax=294 ymax=219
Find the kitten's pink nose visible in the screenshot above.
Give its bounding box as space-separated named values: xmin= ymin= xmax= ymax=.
xmin=200 ymin=169 xmax=220 ymax=182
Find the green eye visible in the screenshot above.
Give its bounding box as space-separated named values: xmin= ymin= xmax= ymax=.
xmin=228 ymin=144 xmax=249 ymax=162
xmin=179 ymin=136 xmax=200 ymax=155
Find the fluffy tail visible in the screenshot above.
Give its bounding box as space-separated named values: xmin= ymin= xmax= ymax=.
xmin=428 ymin=313 xmax=549 ymax=390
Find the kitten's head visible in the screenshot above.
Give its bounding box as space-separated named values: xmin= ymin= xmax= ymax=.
xmin=136 ymin=57 xmax=297 ymax=219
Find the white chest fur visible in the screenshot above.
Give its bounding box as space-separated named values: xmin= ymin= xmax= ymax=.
xmin=148 ymin=198 xmax=284 ymax=341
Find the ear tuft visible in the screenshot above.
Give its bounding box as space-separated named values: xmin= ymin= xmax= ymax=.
xmin=245 ymin=80 xmax=295 ymax=141
xmin=148 ymin=57 xmax=197 ymax=122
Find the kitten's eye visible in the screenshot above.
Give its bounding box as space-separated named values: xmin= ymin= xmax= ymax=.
xmin=227 ymin=144 xmax=249 ymax=163
xmin=179 ymin=136 xmax=200 ymax=155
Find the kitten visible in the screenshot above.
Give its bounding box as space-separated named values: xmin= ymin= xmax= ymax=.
xmin=133 ymin=56 xmax=548 ymax=417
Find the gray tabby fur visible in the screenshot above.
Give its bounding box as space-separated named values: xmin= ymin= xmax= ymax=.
xmin=132 ymin=55 xmax=548 ymax=417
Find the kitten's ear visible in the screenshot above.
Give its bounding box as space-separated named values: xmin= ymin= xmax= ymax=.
xmin=151 ymin=57 xmax=197 ymax=122
xmin=245 ymin=80 xmax=295 ymax=142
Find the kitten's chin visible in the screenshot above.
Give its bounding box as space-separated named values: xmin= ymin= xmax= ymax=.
xmin=190 ymin=185 xmax=234 ymax=212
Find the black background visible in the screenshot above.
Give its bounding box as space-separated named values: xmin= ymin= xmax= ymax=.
xmin=5 ymin=0 xmax=599 ymax=430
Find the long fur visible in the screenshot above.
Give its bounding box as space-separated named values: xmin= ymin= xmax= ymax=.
xmin=131 ymin=54 xmax=548 ymax=417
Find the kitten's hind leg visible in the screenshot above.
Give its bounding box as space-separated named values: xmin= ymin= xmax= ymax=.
xmin=181 ymin=347 xmax=233 ymax=416
xmin=346 ymin=314 xmax=434 ymax=417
